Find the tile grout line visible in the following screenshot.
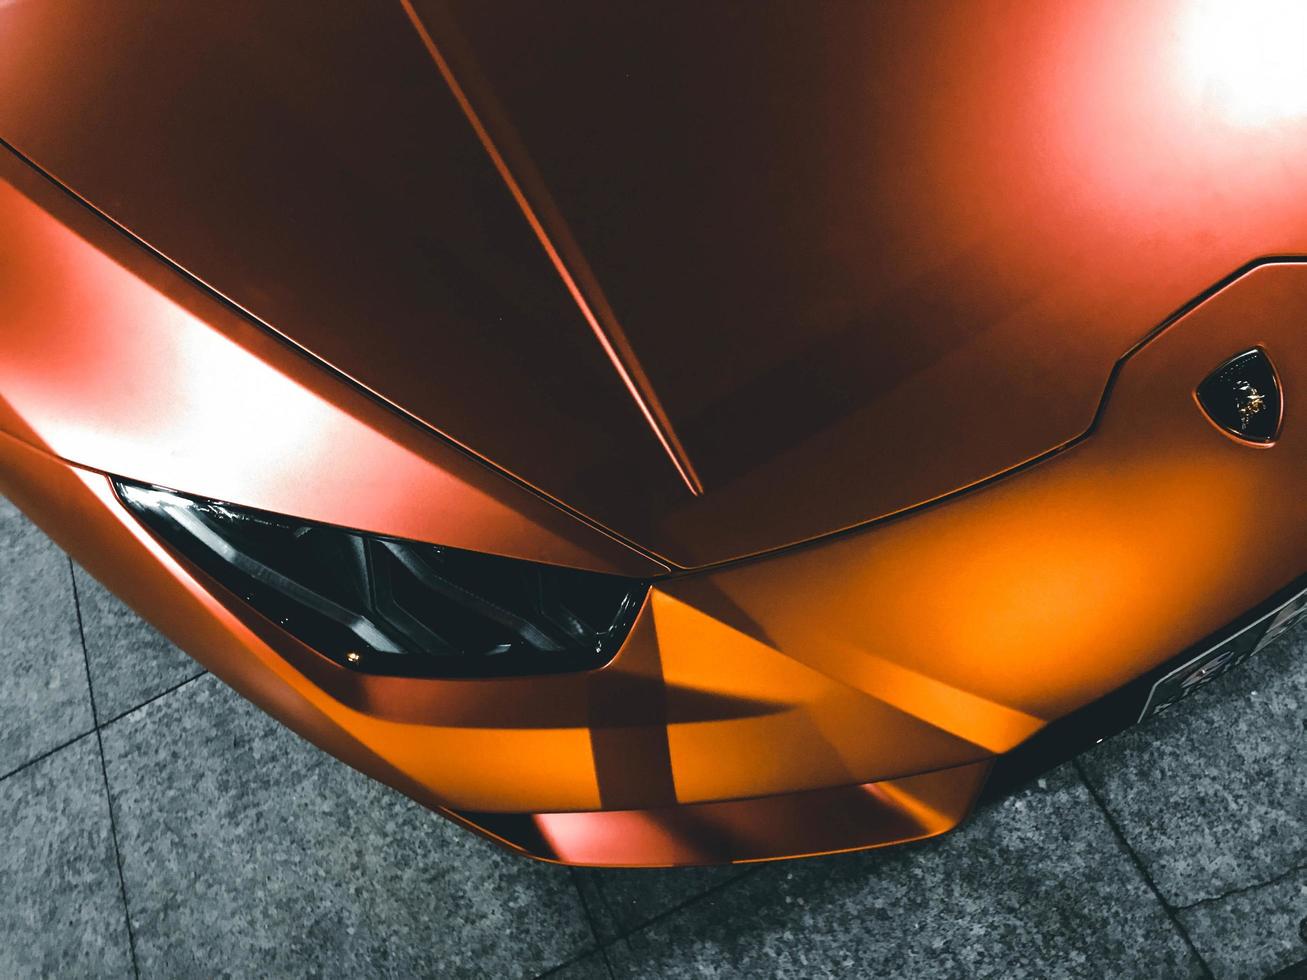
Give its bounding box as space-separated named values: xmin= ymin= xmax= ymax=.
xmin=69 ymin=559 xmax=142 ymax=980
xmin=1073 ymin=759 xmax=1214 ymax=980
xmin=99 ymin=668 xmax=208 ymax=730
xmin=565 ymin=869 xmax=618 ymax=980
xmin=532 ymin=946 xmax=613 ymax=980
xmin=0 ymin=727 xmax=97 ymax=785
xmin=541 ymin=864 xmax=766 ymax=978
xmin=1177 ymin=859 xmax=1307 ymax=912
xmin=603 ymin=864 xmax=766 ymax=950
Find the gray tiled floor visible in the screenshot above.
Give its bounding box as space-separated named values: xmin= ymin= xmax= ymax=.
xmin=0 ymin=496 xmax=93 ymax=774
xmin=2 ymin=497 xmax=1306 ymax=979
xmin=70 ymin=563 xmax=202 ymax=723
xmin=1178 ymin=869 xmax=1307 ymax=980
xmin=1080 ymin=633 xmax=1307 ymax=908
xmin=0 ymin=736 xmax=132 ymax=978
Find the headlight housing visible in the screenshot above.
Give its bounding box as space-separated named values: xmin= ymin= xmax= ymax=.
xmin=114 ymin=481 xmax=647 ymax=678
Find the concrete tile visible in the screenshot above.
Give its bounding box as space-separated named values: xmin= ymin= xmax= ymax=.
xmin=1179 ymin=868 xmax=1307 ymax=980
xmin=573 ymin=864 xmax=750 ymax=943
xmin=1080 ymin=620 xmax=1307 ymax=906
xmin=606 ymin=766 xmax=1202 ymax=980
xmin=71 ymin=562 xmax=202 ymax=721
xmin=100 ymin=674 xmax=595 ymax=979
xmin=0 ymin=496 xmax=93 ymax=773
xmin=0 ymin=736 xmax=134 ymax=978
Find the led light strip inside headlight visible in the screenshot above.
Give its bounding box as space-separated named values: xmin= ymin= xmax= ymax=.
xmin=115 ymin=481 xmax=647 ymax=678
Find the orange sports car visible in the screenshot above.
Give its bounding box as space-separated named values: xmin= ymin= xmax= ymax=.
xmin=1 ymin=2 xmax=1305 ymax=867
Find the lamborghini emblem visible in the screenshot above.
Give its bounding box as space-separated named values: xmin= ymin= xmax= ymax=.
xmin=1196 ymin=348 xmax=1282 ymax=444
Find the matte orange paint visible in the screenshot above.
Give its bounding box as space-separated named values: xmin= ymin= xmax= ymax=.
xmin=5 ymin=1 xmax=1307 ymax=565
xmin=0 ymin=159 xmax=660 ymax=578
xmin=1 ymin=3 xmax=1305 ymax=865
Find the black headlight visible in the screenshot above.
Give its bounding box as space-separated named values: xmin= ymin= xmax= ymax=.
xmin=114 ymin=481 xmax=647 ymax=678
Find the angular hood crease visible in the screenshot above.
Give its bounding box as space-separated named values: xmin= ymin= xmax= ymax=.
xmin=399 ymin=0 xmax=703 ymax=496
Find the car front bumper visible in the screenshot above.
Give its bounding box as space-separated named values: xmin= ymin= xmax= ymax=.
xmin=3 ymin=416 xmax=1304 ymax=866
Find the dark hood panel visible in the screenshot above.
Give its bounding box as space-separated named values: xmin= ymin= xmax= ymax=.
xmin=4 ymin=2 xmax=1307 ymax=567
xmin=0 ymin=1 xmax=688 ymax=554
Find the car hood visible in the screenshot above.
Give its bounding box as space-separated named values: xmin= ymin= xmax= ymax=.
xmin=3 ymin=1 xmax=1307 ymax=568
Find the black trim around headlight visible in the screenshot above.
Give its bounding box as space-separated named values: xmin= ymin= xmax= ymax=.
xmin=114 ymin=480 xmax=648 ymax=678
